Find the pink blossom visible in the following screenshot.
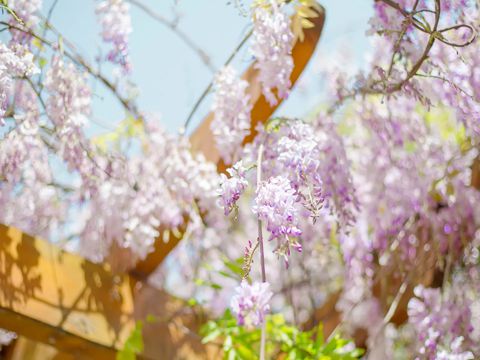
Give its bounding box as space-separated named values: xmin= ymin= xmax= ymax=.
xmin=408 ymin=284 xmax=475 ymax=359
xmin=0 ymin=43 xmax=38 ymax=125
xmin=251 ymin=1 xmax=294 ymax=106
xmin=218 ymin=161 xmax=249 ymax=216
xmin=230 ymin=280 xmax=272 ymax=327
xmin=211 ymin=66 xmax=252 ymax=163
xmin=253 ymin=175 xmax=302 ymax=262
xmin=8 ymin=0 xmax=42 ymax=44
xmin=0 ymin=329 xmax=16 ymax=345
xmin=96 ymin=0 xmax=132 ymax=72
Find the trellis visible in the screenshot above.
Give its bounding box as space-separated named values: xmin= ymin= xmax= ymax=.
xmin=0 ymin=5 xmax=325 ymax=359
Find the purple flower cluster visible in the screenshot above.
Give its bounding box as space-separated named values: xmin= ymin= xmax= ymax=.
xmin=230 ymin=280 xmax=272 ymax=327
xmin=0 ymin=329 xmax=16 ymax=346
xmin=0 ymin=43 xmax=38 ymax=125
xmin=80 ymin=122 xmax=225 ymax=262
xmin=218 ymin=161 xmax=249 ymax=216
xmin=44 ymin=55 xmax=98 ymax=191
xmin=436 ymin=337 xmax=474 ymax=360
xmin=45 ymin=56 xmax=91 ymax=132
xmin=253 ymin=175 xmax=302 ymax=261
xmin=96 ymin=0 xmax=132 ymax=73
xmin=211 ymin=66 xmax=252 ymax=164
xmin=260 ymin=120 xmax=358 ymax=227
xmin=408 ymin=285 xmax=475 ymax=359
xmin=8 ymin=0 xmax=42 ymax=44
xmin=0 ymin=107 xmax=43 ymax=183
xmin=251 ymin=1 xmax=294 ymax=106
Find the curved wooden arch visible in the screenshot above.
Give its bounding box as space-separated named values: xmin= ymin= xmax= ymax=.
xmin=190 ymin=6 xmax=326 ymax=172
xmin=131 ymin=4 xmax=326 ymax=280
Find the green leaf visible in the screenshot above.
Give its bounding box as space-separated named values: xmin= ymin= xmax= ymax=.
xmin=223 ymin=257 xmax=244 ymax=277
xmin=218 ymin=270 xmax=239 ymax=280
xmin=202 ymin=328 xmax=222 ymax=344
xmin=146 ymin=314 xmax=157 ymax=324
xmin=200 ymin=310 xmax=362 ymax=360
xmin=404 ymin=141 xmax=417 ymax=153
xmin=38 ymin=57 xmax=48 ymax=69
xmin=315 ymin=323 xmax=324 ymax=346
xmin=117 ymin=321 xmax=144 ymax=360
xmin=265 ymin=117 xmax=288 ymax=133
xmin=187 ymin=298 xmax=198 ymax=306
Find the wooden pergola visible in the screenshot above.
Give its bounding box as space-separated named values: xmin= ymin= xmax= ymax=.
xmin=0 ymin=6 xmax=326 ymax=359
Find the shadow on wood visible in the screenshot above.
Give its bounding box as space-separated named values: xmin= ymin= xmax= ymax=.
xmin=0 ymin=224 xmax=134 ymax=358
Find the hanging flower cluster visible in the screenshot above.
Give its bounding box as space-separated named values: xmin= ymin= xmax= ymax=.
xmin=44 ymin=55 xmax=99 ymax=191
xmin=211 ymin=66 xmax=252 ymax=164
xmin=253 ymin=175 xmax=302 ymax=258
xmin=230 ymin=280 xmax=273 ymax=327
xmin=408 ymin=284 xmax=476 ymax=359
xmin=0 ymin=44 xmax=38 ymax=125
xmin=80 ymin=122 xmax=225 ymax=262
xmin=96 ymin=0 xmax=132 ymax=73
xmin=8 ymin=0 xmax=42 ymax=44
xmin=218 ymin=118 xmax=358 ymax=272
xmin=251 ymin=0 xmax=294 ymax=106
xmin=45 ymin=56 xmax=91 ymax=132
xmin=218 ymin=160 xmax=249 ymax=216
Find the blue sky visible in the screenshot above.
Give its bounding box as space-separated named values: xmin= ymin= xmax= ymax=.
xmin=42 ymin=0 xmax=373 ymax=135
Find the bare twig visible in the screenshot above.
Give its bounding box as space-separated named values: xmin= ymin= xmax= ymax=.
xmin=256 ymin=143 xmax=267 ymax=360
xmin=126 ymin=0 xmax=215 ymax=73
xmin=181 ymin=28 xmax=253 ymax=133
xmin=0 ymin=21 xmax=139 ymax=117
xmin=35 ymin=0 xmax=60 ymax=88
xmin=328 ymin=0 xmax=476 ymax=115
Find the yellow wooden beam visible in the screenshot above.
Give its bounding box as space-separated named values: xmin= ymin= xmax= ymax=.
xmin=0 ymin=224 xmax=134 ymax=357
xmin=5 ymin=337 xmax=70 ymax=360
xmin=0 ymin=224 xmax=218 ymax=359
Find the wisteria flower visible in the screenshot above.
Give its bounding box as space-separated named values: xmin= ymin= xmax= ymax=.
xmin=0 ymin=329 xmax=17 ymax=346
xmin=253 ymin=175 xmax=302 ymax=241
xmin=8 ymin=0 xmax=42 ymax=44
xmin=218 ymin=161 xmax=249 ymax=216
xmin=437 ymin=337 xmax=474 ymax=360
xmin=96 ymin=0 xmax=132 ymax=72
xmin=0 ymin=43 xmax=38 ymax=125
xmin=230 ymin=280 xmax=273 ymax=327
xmin=251 ymin=0 xmax=294 ymax=106
xmin=211 ymin=66 xmax=252 ymax=164
xmin=408 ymin=284 xmax=475 ymax=358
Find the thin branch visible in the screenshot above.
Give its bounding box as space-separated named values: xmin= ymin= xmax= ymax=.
xmin=382 ymin=273 xmax=410 ymax=326
xmin=35 ymin=0 xmax=60 ymax=88
xmin=126 ymin=0 xmax=215 ymax=73
xmin=415 ymin=72 xmax=475 ymax=99
xmin=24 ymin=76 xmax=47 ymax=110
xmin=242 ymin=241 xmax=260 ymax=279
xmin=181 ymin=28 xmax=253 ymax=133
xmin=45 ymin=0 xmax=60 ymax=23
xmin=0 ymin=21 xmax=138 ymax=117
xmin=256 ymin=143 xmax=267 ymax=360
xmin=257 ymin=144 xmax=266 ymax=284
xmin=327 ymin=0 xmax=442 ymax=114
